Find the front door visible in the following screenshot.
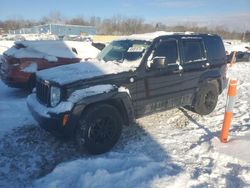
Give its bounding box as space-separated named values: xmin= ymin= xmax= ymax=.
xmin=135 ymin=38 xmax=191 ymax=117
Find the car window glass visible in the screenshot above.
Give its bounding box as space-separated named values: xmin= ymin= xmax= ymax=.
xmin=148 ymin=40 xmax=178 ymax=68
xmin=204 ymin=37 xmax=225 ymax=60
xmin=97 ymin=40 xmax=150 ymax=63
xmin=182 ymin=39 xmax=206 ymax=63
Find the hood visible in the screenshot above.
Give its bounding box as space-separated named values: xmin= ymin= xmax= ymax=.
xmin=37 ymin=60 xmax=138 ymax=85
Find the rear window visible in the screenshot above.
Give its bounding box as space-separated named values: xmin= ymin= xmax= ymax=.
xmin=182 ymin=39 xmax=206 ymax=63
xmin=203 ymin=36 xmax=225 ymax=60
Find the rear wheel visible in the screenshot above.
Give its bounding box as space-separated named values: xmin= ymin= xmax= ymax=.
xmin=76 ymin=104 xmax=123 ymax=154
xmin=193 ymin=82 xmax=219 ymax=115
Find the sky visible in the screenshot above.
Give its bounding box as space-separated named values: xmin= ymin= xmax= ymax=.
xmin=0 ymin=0 xmax=250 ymax=31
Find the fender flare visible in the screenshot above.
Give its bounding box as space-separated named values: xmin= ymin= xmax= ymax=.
xmin=70 ymin=89 xmax=135 ymax=128
xmin=198 ymin=70 xmax=223 ymax=93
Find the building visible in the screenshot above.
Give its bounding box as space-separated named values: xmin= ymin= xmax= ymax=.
xmin=9 ymin=24 xmax=96 ymax=36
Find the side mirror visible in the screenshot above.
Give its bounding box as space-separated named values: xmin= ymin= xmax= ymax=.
xmin=151 ymin=57 xmax=167 ymax=70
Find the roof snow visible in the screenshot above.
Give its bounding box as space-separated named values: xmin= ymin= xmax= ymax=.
xmin=120 ymin=31 xmax=195 ymax=41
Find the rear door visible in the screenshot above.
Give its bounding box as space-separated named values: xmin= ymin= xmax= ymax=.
xmin=179 ymin=37 xmax=209 ymax=97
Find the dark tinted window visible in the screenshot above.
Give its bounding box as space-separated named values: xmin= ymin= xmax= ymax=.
xmin=153 ymin=40 xmax=178 ymax=64
xmin=182 ymin=39 xmax=206 ymax=63
xmin=203 ymin=36 xmax=225 ymax=60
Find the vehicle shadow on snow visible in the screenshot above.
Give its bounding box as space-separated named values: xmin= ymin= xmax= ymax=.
xmin=179 ymin=108 xmax=250 ymax=150
xmin=0 ymin=121 xmax=183 ymax=187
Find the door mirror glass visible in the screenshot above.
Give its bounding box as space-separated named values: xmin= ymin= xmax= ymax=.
xmin=151 ymin=56 xmax=167 ymax=70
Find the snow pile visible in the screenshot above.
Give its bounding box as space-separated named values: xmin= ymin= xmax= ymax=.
xmin=33 ymin=152 xmax=174 ymax=188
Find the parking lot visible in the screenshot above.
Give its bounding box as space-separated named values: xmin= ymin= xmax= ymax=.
xmin=0 ymin=60 xmax=250 ymax=187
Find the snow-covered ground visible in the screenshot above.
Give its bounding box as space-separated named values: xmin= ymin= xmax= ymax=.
xmin=224 ymin=41 xmax=250 ymax=54
xmin=0 ymin=51 xmax=250 ymax=187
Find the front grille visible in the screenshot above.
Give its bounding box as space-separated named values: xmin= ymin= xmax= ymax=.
xmin=36 ymin=81 xmax=50 ymax=106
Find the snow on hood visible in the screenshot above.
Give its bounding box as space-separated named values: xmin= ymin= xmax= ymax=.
xmin=37 ymin=60 xmax=137 ymax=85
xmin=4 ymin=40 xmax=99 ymax=61
xmin=68 ymin=84 xmax=115 ymax=103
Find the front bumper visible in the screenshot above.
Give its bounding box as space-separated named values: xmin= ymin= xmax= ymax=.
xmin=27 ymin=94 xmax=78 ymax=137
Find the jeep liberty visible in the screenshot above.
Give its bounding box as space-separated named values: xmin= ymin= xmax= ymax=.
xmin=27 ymin=32 xmax=228 ymax=154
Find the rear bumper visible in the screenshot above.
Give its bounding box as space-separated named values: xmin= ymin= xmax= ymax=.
xmin=27 ymin=94 xmax=78 ymax=137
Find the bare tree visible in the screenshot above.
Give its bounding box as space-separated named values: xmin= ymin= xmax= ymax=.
xmin=41 ymin=11 xmax=66 ymax=24
xmin=0 ymin=13 xmax=248 ymax=41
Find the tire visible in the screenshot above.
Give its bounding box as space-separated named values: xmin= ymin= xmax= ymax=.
xmin=76 ymin=104 xmax=123 ymax=154
xmin=193 ymin=82 xmax=219 ymax=115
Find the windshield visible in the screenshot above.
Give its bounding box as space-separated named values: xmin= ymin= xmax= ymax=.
xmin=97 ymin=40 xmax=151 ymax=63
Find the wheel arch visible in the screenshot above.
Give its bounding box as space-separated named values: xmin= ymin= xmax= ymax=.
xmin=73 ymin=91 xmax=135 ymax=128
xmin=198 ymin=70 xmax=222 ymax=93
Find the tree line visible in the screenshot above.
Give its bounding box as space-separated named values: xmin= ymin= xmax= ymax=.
xmin=0 ymin=12 xmax=249 ymax=41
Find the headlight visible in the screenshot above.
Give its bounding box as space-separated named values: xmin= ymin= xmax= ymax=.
xmin=50 ymin=86 xmax=61 ymax=107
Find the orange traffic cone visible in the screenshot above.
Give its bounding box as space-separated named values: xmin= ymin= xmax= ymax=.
xmin=220 ymin=79 xmax=237 ymax=143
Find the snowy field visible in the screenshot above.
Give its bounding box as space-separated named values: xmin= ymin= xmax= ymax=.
xmin=0 ymin=52 xmax=250 ymax=187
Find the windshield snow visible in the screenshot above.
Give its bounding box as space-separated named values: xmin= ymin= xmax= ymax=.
xmin=97 ymin=40 xmax=151 ymax=63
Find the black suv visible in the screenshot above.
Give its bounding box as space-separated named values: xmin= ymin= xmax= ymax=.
xmin=27 ymin=32 xmax=227 ymax=154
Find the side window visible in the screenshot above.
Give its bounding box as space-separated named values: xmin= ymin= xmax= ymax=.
xmin=153 ymin=40 xmax=178 ymax=64
xmin=203 ymin=36 xmax=225 ymax=60
xmin=147 ymin=40 xmax=179 ymax=69
xmin=182 ymin=39 xmax=206 ymax=63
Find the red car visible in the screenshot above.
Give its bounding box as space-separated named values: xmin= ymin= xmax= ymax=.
xmin=0 ymin=40 xmax=99 ymax=90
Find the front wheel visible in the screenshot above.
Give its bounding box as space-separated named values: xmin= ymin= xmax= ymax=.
xmin=193 ymin=82 xmax=219 ymax=115
xmin=76 ymin=104 xmax=123 ymax=154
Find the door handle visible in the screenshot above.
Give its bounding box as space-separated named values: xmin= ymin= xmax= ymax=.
xmin=202 ymin=62 xmax=210 ymax=68
xmin=172 ymin=65 xmax=183 ymax=73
